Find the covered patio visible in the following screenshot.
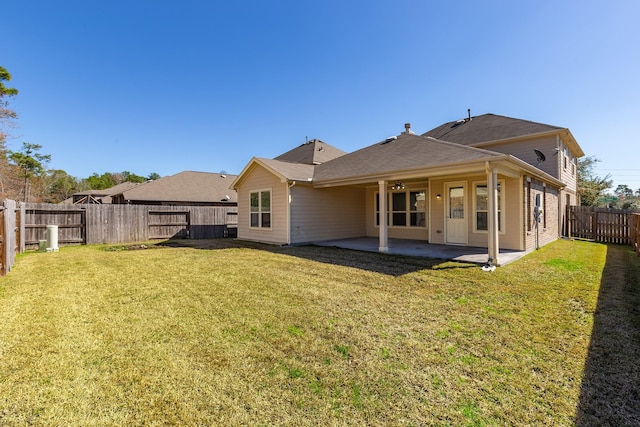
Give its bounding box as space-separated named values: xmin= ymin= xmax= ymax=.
xmin=313 ymin=237 xmax=528 ymax=266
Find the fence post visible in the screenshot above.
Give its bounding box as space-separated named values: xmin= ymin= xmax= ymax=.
xmin=0 ymin=204 xmax=5 ymax=276
xmin=632 ymin=214 xmax=636 ymax=254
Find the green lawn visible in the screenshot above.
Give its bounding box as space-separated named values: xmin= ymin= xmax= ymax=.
xmin=0 ymin=238 xmax=638 ymax=426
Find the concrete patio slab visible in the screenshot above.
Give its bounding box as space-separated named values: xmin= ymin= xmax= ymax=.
xmin=313 ymin=237 xmax=528 ymax=266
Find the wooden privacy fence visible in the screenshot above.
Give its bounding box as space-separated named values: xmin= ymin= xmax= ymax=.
xmin=0 ymin=201 xmax=238 ymax=274
xmin=567 ymin=206 xmax=637 ymax=246
xmin=22 ymin=203 xmax=238 ymax=248
xmin=632 ymin=213 xmax=640 ymax=257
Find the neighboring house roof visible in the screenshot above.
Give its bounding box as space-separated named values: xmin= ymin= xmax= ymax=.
xmin=274 ymin=139 xmax=347 ymax=165
xmin=422 ymin=113 xmax=584 ymax=156
xmin=100 ymin=182 xmax=143 ymax=203
xmin=70 ymin=181 xmax=142 ymax=204
xmin=313 ymin=133 xmax=505 ymax=184
xmin=122 ymin=171 xmax=238 ymax=203
xmin=72 ymin=181 xmax=141 ymax=198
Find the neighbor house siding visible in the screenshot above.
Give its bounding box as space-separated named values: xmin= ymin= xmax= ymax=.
xmin=290 ymin=185 xmax=365 ymax=244
xmin=236 ymin=165 xmax=289 ymax=245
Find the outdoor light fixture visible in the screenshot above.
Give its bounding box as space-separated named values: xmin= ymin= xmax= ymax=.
xmin=390 ymin=181 xmax=405 ymax=190
xmin=436 ymin=194 xmax=442 ymax=199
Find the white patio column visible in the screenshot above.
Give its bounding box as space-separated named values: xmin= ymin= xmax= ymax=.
xmin=487 ymin=168 xmax=500 ymax=265
xmin=378 ymin=180 xmax=389 ymax=252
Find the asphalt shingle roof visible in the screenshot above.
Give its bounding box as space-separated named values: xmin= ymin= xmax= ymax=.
xmin=122 ymin=171 xmax=237 ymax=203
xmin=72 ymin=181 xmax=141 ymax=198
xmin=274 ymin=139 xmax=346 ymax=165
xmin=313 ymin=133 xmax=504 ymax=183
xmin=422 ymin=113 xmax=563 ymax=146
xmin=257 ymin=158 xmax=316 ymax=182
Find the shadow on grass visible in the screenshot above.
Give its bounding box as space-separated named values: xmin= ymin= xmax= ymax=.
xmin=154 ymin=238 xmax=477 ymax=276
xmin=576 ymin=244 xmax=640 ymax=426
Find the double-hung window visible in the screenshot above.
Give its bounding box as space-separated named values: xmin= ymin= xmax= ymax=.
xmin=250 ymin=190 xmax=271 ymax=228
xmin=474 ymin=182 xmax=504 ymax=232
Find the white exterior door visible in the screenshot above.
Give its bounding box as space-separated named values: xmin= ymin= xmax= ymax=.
xmin=445 ymin=182 xmax=467 ymax=245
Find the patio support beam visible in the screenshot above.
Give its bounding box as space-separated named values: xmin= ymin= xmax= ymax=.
xmin=378 ymin=180 xmax=388 ymax=252
xmin=487 ymin=165 xmax=500 ymax=265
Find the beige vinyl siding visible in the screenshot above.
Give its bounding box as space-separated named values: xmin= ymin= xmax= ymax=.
xmin=429 ymin=180 xmax=446 ymax=244
xmin=467 ymin=176 xmax=521 ymax=250
xmin=429 ymin=176 xmax=525 ymax=250
xmin=364 ymin=186 xmax=429 ymax=241
xmin=559 ymin=141 xmax=578 ymax=193
xmin=481 ymin=136 xmax=559 ymax=178
xmin=290 ymin=185 xmax=365 ymax=244
xmin=236 ymin=165 xmax=289 ymax=245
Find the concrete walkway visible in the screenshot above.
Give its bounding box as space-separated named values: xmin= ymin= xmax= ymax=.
xmin=313 ymin=237 xmax=528 ymax=266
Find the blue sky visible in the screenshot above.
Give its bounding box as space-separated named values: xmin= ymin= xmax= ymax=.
xmin=4 ymin=1 xmax=640 ymax=191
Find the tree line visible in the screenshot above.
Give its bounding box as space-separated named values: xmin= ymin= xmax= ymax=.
xmin=1 ymin=66 xmax=159 ymax=203
xmin=578 ymin=156 xmax=640 ymax=210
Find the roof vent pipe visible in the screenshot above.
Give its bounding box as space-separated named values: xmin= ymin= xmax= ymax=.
xmin=467 ymin=108 xmax=471 ymax=121
xmin=403 ymin=123 xmax=414 ymax=134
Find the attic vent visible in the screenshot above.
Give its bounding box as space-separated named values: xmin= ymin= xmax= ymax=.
xmin=221 ymin=174 xmax=226 ymax=178
xmin=382 ymin=136 xmax=397 ymax=144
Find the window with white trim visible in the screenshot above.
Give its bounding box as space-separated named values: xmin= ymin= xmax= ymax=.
xmin=376 ymin=190 xmax=426 ymax=227
xmin=250 ymin=189 xmax=271 ymax=228
xmin=474 ymin=181 xmax=504 ymax=233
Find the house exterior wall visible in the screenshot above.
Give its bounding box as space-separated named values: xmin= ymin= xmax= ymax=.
xmin=364 ymin=183 xmax=430 ymax=241
xmin=523 ymin=177 xmax=560 ymax=251
xmin=236 ymin=164 xmax=289 ymax=245
xmin=428 ymin=175 xmax=524 ymax=250
xmin=290 ymin=185 xmax=365 ymax=244
xmin=480 ymin=136 xmax=559 ymax=178
xmin=558 ymin=146 xmax=578 ymax=192
xmin=557 ymin=137 xmax=579 ymax=235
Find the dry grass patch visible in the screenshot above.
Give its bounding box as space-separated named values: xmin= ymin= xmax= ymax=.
xmin=0 ymin=238 xmax=636 ymax=425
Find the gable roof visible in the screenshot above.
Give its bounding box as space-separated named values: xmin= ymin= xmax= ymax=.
xmin=313 ymin=133 xmax=505 ymax=185
xmin=422 ymin=113 xmax=565 ymax=146
xmin=122 ymin=171 xmax=237 ymax=203
xmin=258 ymin=158 xmax=316 ymax=181
xmin=230 ymin=158 xmax=315 ymax=190
xmin=274 ymin=139 xmax=347 ymax=165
